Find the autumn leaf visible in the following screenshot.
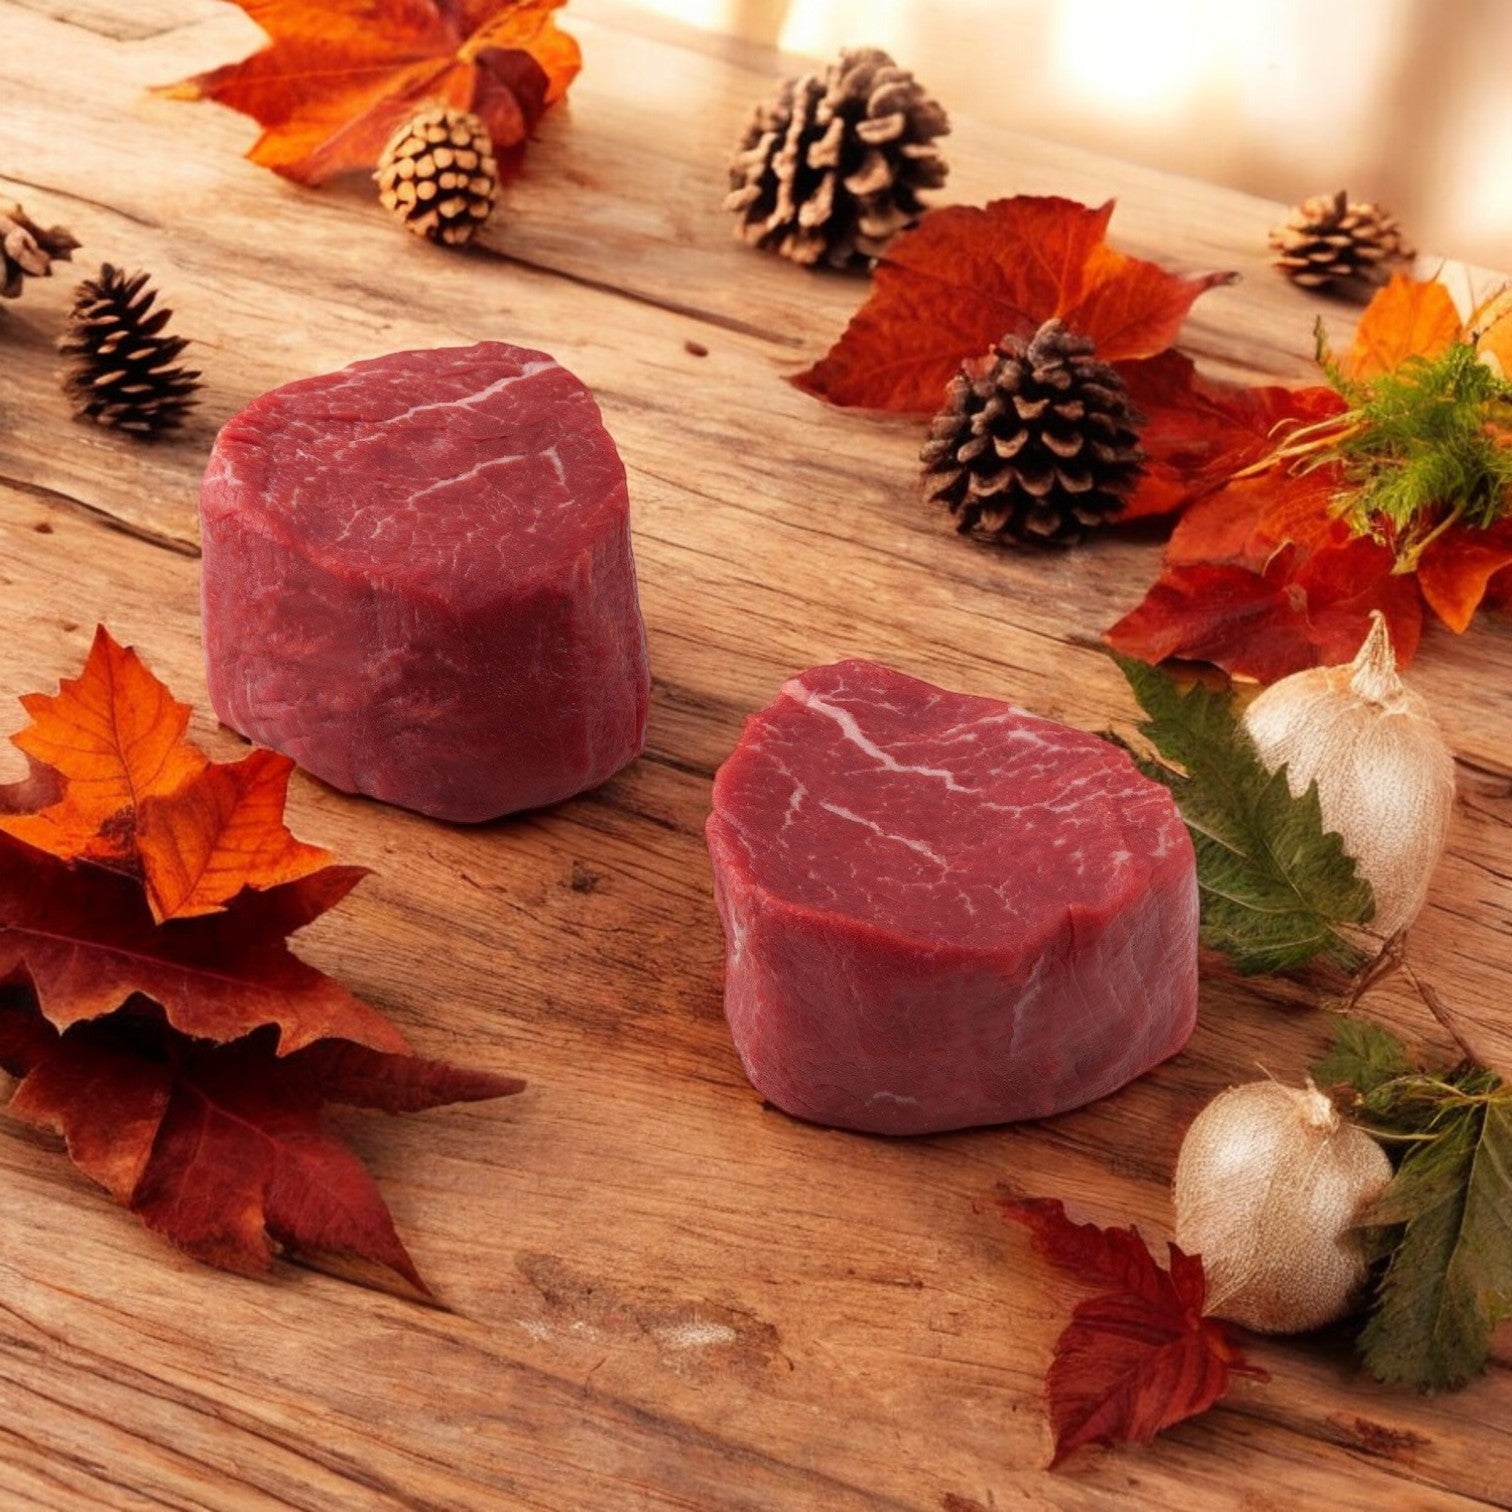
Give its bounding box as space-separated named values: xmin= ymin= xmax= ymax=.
xmin=793 ymin=197 xmax=1234 ymax=412
xmin=0 ymin=834 xmax=401 ymax=1053
xmin=1339 ymin=273 xmax=1461 ymax=382
xmin=1108 ymin=272 xmax=1512 ymax=678
xmin=0 ymin=628 xmax=334 ymax=923
xmin=1107 ymin=539 xmax=1423 ymax=683
xmin=0 ymin=633 xmax=528 ymax=1290
xmin=0 ymin=626 xmax=207 ymax=869
xmin=160 ymin=0 xmax=581 ymax=185
xmin=0 ymin=992 xmax=523 ymax=1290
xmin=1001 ymin=1196 xmax=1266 ymax=1466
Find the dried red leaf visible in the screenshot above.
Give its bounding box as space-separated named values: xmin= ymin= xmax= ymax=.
xmin=1340 ymin=274 xmax=1462 ymax=382
xmin=1002 ymin=1197 xmax=1265 ymax=1466
xmin=0 ymin=833 xmax=399 ymax=1053
xmin=159 ymin=0 xmax=581 ymax=185
xmin=0 ymin=997 xmax=523 ymax=1288
xmin=1165 ymin=468 xmax=1347 ymax=568
xmin=793 ymin=197 xmax=1233 ymax=412
xmin=1106 ymin=538 xmax=1423 ymax=682
xmin=1118 ymin=353 xmax=1345 ymax=522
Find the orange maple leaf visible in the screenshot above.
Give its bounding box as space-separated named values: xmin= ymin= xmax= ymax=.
xmin=793 ymin=196 xmax=1234 ymax=411
xmin=0 ymin=628 xmax=332 ymax=922
xmin=160 ymin=0 xmax=581 ymax=185
xmin=1338 ymin=272 xmax=1461 ymax=382
xmin=0 ymin=996 xmax=522 ymax=1290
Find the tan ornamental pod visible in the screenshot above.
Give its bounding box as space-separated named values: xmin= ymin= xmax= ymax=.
xmin=1242 ymin=611 xmax=1456 ymax=939
xmin=1174 ymin=1080 xmax=1392 ymax=1333
xmin=376 ymin=105 xmax=499 ymax=247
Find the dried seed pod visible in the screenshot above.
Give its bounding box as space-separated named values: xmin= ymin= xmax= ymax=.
xmin=1174 ymin=1080 xmax=1392 ymax=1333
xmin=1242 ymin=612 xmax=1456 ymax=938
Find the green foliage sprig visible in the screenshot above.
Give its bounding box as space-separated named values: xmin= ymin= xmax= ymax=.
xmin=1316 ymin=1016 xmax=1512 ymax=1393
xmin=1113 ymin=657 xmax=1374 ymax=974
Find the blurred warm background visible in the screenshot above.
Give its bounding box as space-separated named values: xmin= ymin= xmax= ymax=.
xmin=638 ymin=0 xmax=1511 ymax=270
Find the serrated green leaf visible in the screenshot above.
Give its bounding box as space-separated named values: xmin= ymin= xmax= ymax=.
xmin=1112 ymin=656 xmax=1375 ymax=974
xmin=1359 ymin=1095 xmax=1512 ymax=1392
xmin=1313 ymin=1016 xmax=1413 ymax=1097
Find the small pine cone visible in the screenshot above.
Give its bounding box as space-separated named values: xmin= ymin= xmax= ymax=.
xmin=725 ymin=47 xmax=949 ymax=268
xmin=1269 ymin=190 xmax=1413 ymax=293
xmin=376 ymin=106 xmax=499 ymax=247
xmin=1 ymin=199 xmax=79 ymax=299
xmin=921 ymin=320 xmax=1145 ymax=548
xmin=58 ymin=265 xmax=200 ymax=437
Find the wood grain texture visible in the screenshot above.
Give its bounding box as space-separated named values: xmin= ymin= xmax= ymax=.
xmin=3 ymin=2 xmax=1512 ymax=1507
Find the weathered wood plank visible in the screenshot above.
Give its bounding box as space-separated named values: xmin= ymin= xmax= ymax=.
xmin=4 ymin=1 xmax=1512 ymax=1506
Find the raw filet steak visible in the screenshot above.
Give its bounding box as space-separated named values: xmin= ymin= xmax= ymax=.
xmin=200 ymin=343 xmax=650 ymax=822
xmin=705 ymin=661 xmax=1198 ymax=1135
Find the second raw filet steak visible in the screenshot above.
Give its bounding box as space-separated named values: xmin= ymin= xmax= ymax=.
xmin=199 ymin=343 xmax=650 ymax=822
xmin=705 ymin=660 xmax=1198 ymax=1135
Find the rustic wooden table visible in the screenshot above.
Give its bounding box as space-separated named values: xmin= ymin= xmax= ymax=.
xmin=3 ymin=2 xmax=1511 ymax=1507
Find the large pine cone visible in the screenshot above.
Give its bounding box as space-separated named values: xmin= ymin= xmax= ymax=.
xmin=1269 ymin=190 xmax=1412 ymax=293
xmin=58 ymin=265 xmax=200 ymax=437
xmin=1 ymin=199 xmax=79 ymax=299
xmin=922 ymin=320 xmax=1145 ymax=547
xmin=725 ymin=47 xmax=949 ymax=268
xmin=376 ymin=106 xmax=499 ymax=247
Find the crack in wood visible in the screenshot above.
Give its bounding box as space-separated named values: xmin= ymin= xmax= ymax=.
xmin=0 ymin=474 xmax=199 ymax=558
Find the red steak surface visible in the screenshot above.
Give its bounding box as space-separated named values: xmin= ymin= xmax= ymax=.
xmin=200 ymin=342 xmax=650 ymax=822
xmin=706 ymin=660 xmax=1197 ymax=1135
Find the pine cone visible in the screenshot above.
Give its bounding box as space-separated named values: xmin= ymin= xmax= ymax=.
xmin=376 ymin=106 xmax=499 ymax=247
xmin=725 ymin=47 xmax=949 ymax=268
xmin=921 ymin=320 xmax=1145 ymax=547
xmin=1 ymin=199 xmax=79 ymax=299
xmin=59 ymin=265 xmax=200 ymax=437
xmin=1269 ymin=190 xmax=1413 ymax=293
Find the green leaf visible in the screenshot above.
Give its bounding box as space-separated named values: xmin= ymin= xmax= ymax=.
xmin=1360 ymin=1095 xmax=1512 ymax=1392
xmin=1113 ymin=656 xmax=1375 ymax=974
xmin=1313 ymin=1016 xmax=1413 ymax=1098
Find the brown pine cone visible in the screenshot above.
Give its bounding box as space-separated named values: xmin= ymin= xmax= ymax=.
xmin=376 ymin=106 xmax=499 ymax=247
xmin=1269 ymin=190 xmax=1413 ymax=293
xmin=725 ymin=47 xmax=949 ymax=268
xmin=58 ymin=264 xmax=200 ymax=437
xmin=1 ymin=199 xmax=79 ymax=299
xmin=921 ymin=319 xmax=1145 ymax=547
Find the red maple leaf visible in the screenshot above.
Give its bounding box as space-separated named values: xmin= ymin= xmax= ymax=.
xmin=0 ymin=630 xmax=525 ymax=1288
xmin=0 ymin=992 xmax=522 ymax=1289
xmin=1001 ymin=1196 xmax=1266 ymax=1466
xmin=792 ymin=197 xmax=1234 ymax=412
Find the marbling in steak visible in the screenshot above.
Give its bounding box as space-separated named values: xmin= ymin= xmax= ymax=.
xmin=705 ymin=660 xmax=1197 ymax=1135
xmin=199 ymin=342 xmax=650 ymax=822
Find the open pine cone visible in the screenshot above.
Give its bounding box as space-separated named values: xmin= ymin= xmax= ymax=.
xmin=725 ymin=47 xmax=949 ymax=268
xmin=921 ymin=320 xmax=1145 ymax=547
xmin=1 ymin=199 xmax=79 ymax=299
xmin=1269 ymin=190 xmax=1412 ymax=293
xmin=58 ymin=264 xmax=200 ymax=437
xmin=376 ymin=105 xmax=499 ymax=247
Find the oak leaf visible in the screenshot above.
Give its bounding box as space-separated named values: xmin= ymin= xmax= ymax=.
xmin=0 ymin=993 xmax=523 ymax=1290
xmin=0 ymin=628 xmax=333 ymax=923
xmin=1001 ymin=1196 xmax=1265 ymax=1466
xmin=160 ymin=0 xmax=581 ymax=185
xmin=792 ymin=197 xmax=1234 ymax=412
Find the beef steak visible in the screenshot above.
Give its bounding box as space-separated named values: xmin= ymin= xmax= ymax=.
xmin=705 ymin=660 xmax=1197 ymax=1135
xmin=200 ymin=342 xmax=650 ymax=822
